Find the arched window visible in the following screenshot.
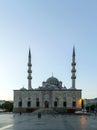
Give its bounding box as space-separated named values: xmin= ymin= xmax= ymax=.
xmin=54 ymin=97 xmax=58 ymax=107
xmin=72 ymin=101 xmax=76 ymax=107
xmin=36 ymin=98 xmax=40 ymax=107
xmin=18 ymin=101 xmax=22 ymax=107
xmin=63 ymin=101 xmax=67 ymax=107
xmin=27 ymin=101 xmax=31 ymax=107
xmin=36 ymin=101 xmax=40 ymax=107
xmin=54 ymin=101 xmax=57 ymax=107
xmin=27 ymin=98 xmax=31 ymax=107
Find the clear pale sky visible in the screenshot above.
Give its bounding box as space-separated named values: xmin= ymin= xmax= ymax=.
xmin=0 ymin=0 xmax=97 ymax=100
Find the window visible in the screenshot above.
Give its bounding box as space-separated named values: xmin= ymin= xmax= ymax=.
xmin=27 ymin=101 xmax=31 ymax=107
xmin=72 ymin=101 xmax=76 ymax=107
xmin=18 ymin=101 xmax=22 ymax=107
xmin=36 ymin=98 xmax=40 ymax=107
xmin=36 ymin=101 xmax=40 ymax=107
xmin=63 ymin=101 xmax=67 ymax=107
xmin=54 ymin=101 xmax=57 ymax=107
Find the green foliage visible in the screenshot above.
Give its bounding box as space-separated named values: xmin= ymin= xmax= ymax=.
xmin=0 ymin=105 xmax=2 ymax=108
xmin=85 ymin=106 xmax=89 ymax=111
xmin=86 ymin=104 xmax=97 ymax=112
xmin=90 ymin=104 xmax=95 ymax=111
xmin=1 ymin=101 xmax=13 ymax=112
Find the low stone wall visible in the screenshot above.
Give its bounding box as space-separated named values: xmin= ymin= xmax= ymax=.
xmin=13 ymin=108 xmax=37 ymax=113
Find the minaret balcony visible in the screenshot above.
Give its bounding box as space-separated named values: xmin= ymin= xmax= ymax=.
xmin=27 ymin=76 xmax=32 ymax=79
xmin=28 ymin=70 xmax=32 ymax=73
xmin=71 ymin=63 xmax=76 ymax=66
xmin=71 ymin=75 xmax=76 ymax=79
xmin=71 ymin=69 xmax=76 ymax=72
xmin=28 ymin=63 xmax=32 ymax=66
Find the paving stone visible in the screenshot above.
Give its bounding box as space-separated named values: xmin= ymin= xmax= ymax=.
xmin=0 ymin=113 xmax=97 ymax=130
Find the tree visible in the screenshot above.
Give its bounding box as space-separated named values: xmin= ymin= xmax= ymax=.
xmin=0 ymin=104 xmax=2 ymax=108
xmin=90 ymin=104 xmax=95 ymax=111
xmin=2 ymin=101 xmax=13 ymax=112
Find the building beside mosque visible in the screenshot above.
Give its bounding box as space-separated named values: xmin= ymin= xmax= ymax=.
xmin=13 ymin=48 xmax=82 ymax=113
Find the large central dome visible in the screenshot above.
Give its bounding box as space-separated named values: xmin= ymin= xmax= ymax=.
xmin=46 ymin=76 xmax=59 ymax=86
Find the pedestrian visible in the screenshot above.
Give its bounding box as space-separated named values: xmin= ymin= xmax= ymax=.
xmin=20 ymin=111 xmax=22 ymax=115
xmin=38 ymin=112 xmax=41 ymax=119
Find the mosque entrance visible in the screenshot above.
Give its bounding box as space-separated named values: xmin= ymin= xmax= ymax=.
xmin=44 ymin=101 xmax=49 ymax=108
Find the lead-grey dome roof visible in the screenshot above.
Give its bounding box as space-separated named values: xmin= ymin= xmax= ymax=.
xmin=20 ymin=87 xmax=27 ymax=90
xmin=46 ymin=76 xmax=59 ymax=86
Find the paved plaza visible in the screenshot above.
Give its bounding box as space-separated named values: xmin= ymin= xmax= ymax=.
xmin=0 ymin=112 xmax=97 ymax=130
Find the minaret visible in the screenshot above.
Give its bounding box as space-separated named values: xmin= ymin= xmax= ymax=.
xmin=27 ymin=49 xmax=32 ymax=90
xmin=71 ymin=47 xmax=76 ymax=89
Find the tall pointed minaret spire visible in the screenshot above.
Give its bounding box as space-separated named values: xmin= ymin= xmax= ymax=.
xmin=71 ymin=46 xmax=76 ymax=89
xmin=27 ymin=49 xmax=32 ymax=90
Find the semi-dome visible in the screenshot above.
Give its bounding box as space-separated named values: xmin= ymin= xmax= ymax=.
xmin=46 ymin=76 xmax=59 ymax=86
xmin=20 ymin=87 xmax=27 ymax=90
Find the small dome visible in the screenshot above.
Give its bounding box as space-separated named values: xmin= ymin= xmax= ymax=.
xmin=46 ymin=76 xmax=59 ymax=86
xmin=20 ymin=87 xmax=27 ymax=90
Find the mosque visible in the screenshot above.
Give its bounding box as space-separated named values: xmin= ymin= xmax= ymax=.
xmin=13 ymin=47 xmax=82 ymax=113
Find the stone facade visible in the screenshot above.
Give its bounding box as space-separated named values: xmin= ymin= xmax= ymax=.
xmin=14 ymin=86 xmax=82 ymax=112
